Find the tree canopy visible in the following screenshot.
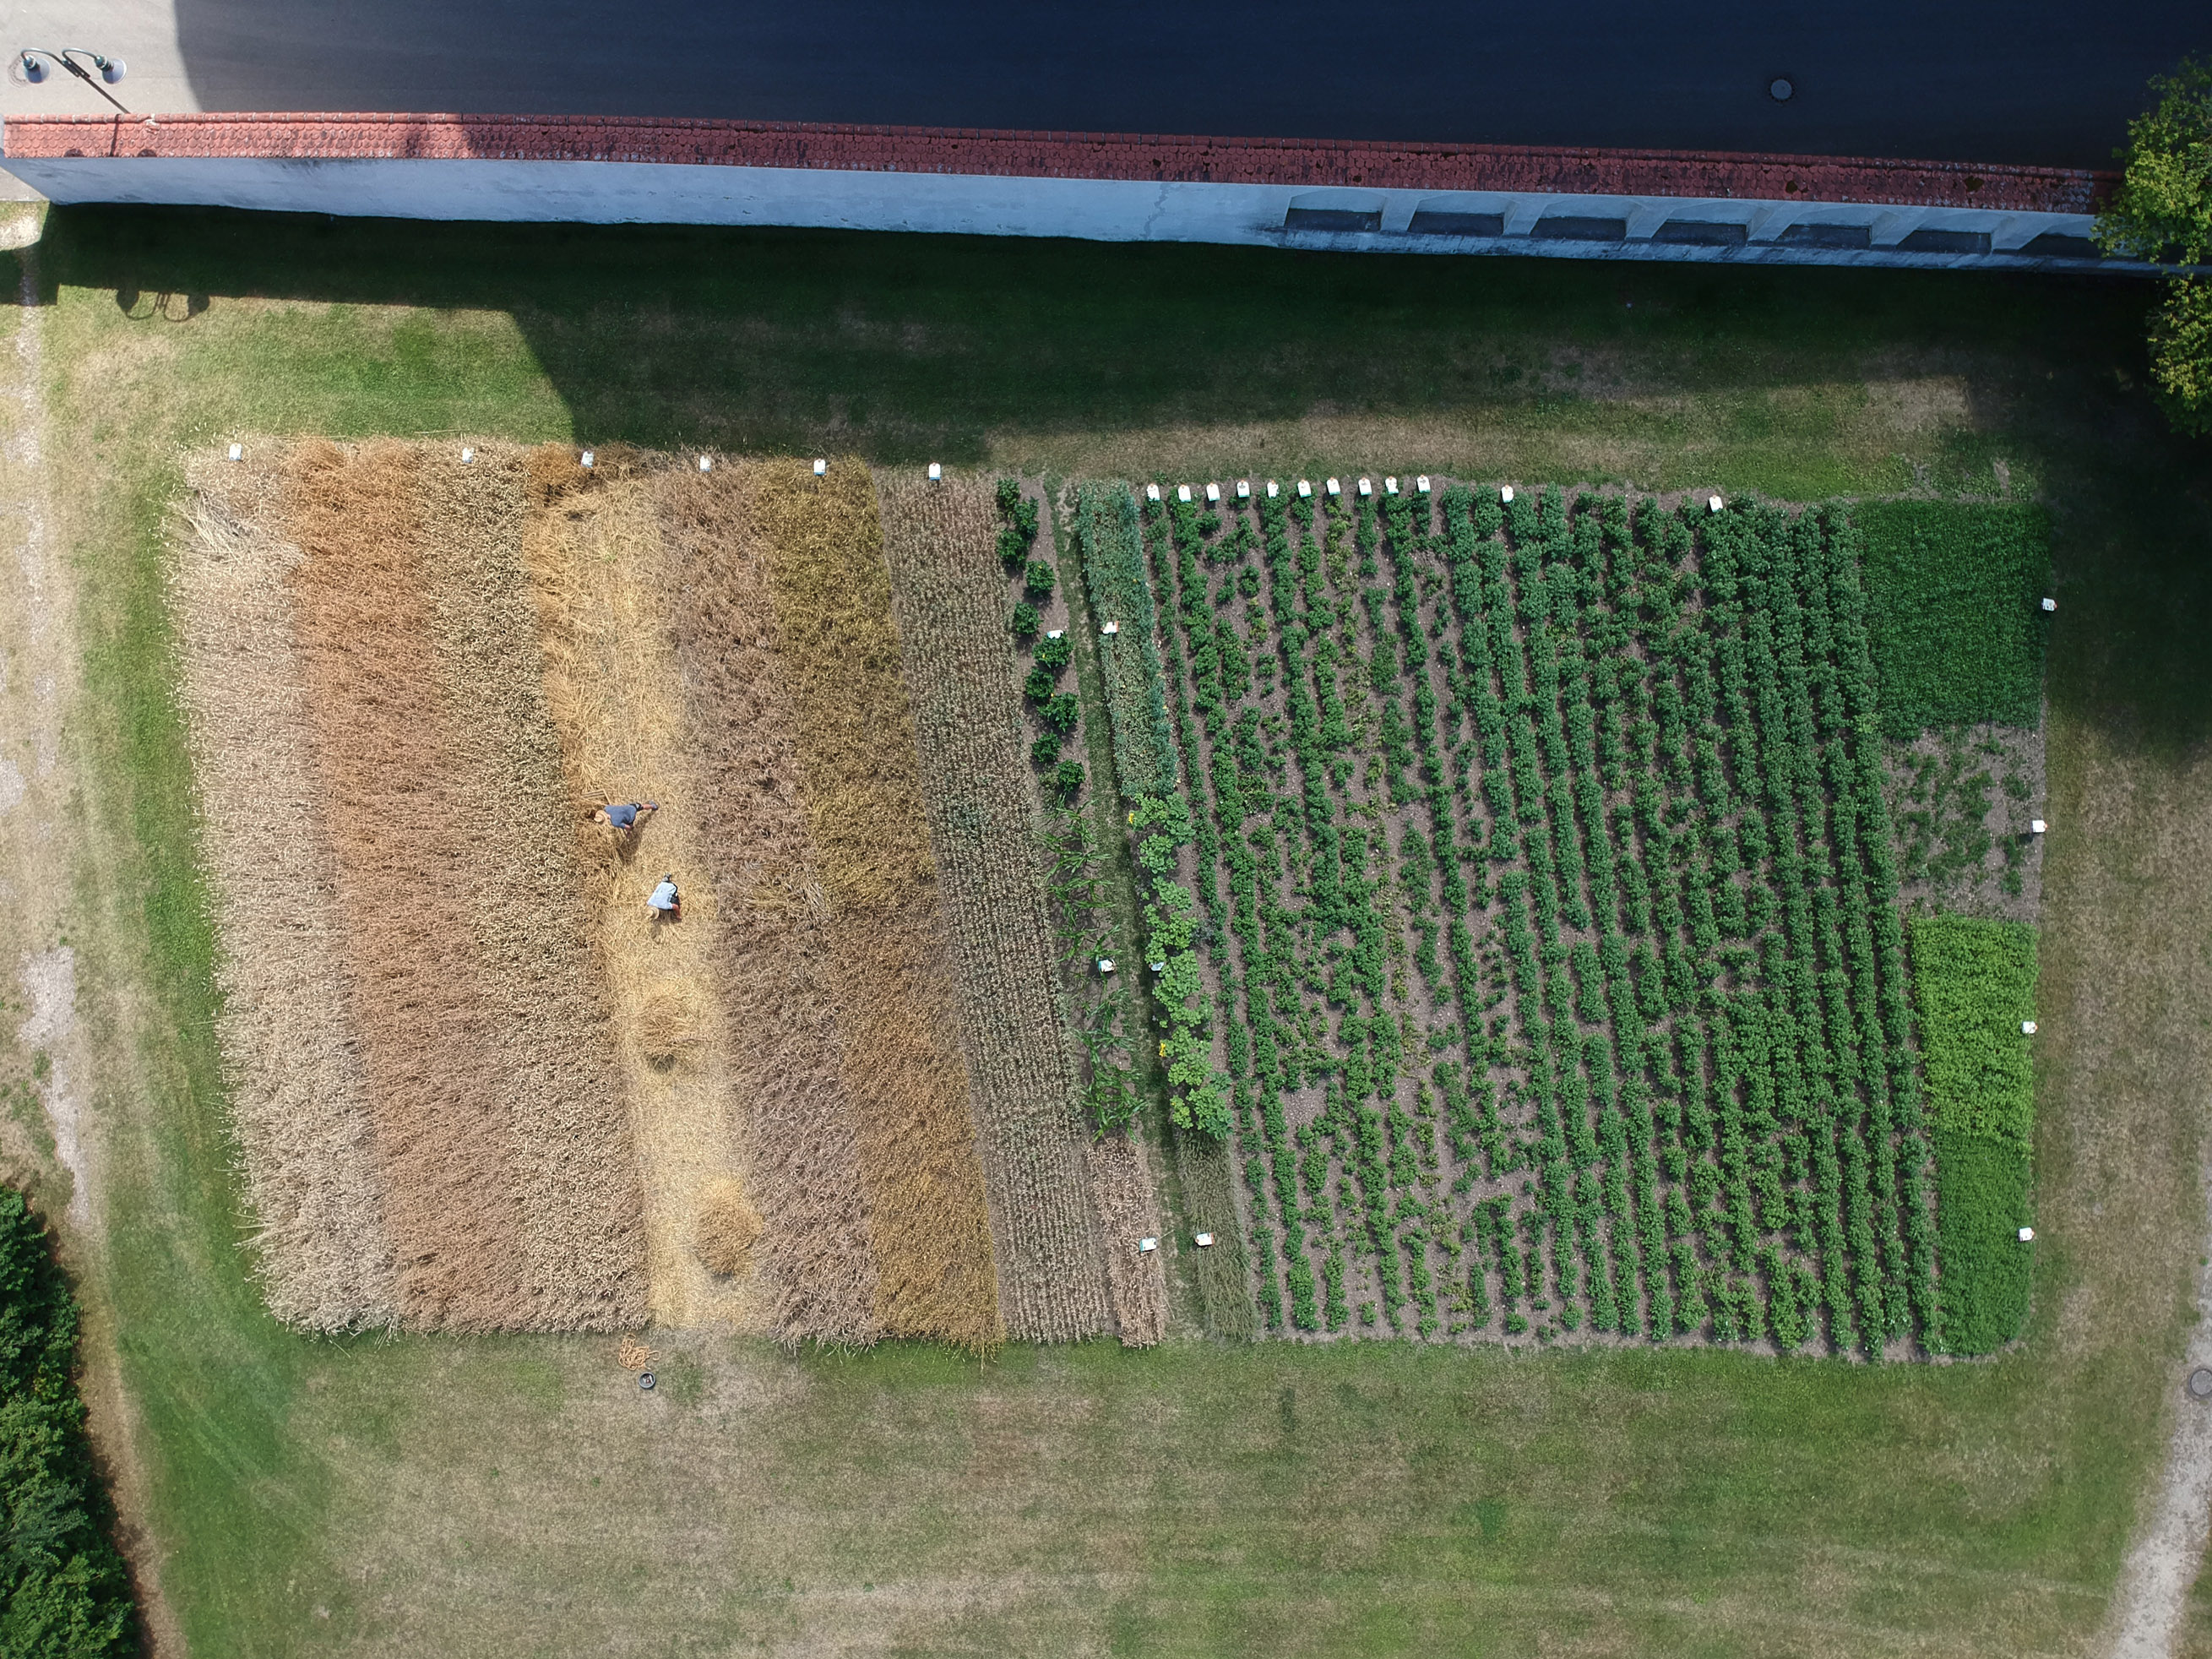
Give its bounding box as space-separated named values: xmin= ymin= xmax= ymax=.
xmin=2097 ymin=59 xmax=2212 ymax=436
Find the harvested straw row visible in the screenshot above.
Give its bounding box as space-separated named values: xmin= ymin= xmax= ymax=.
xmin=660 ymin=462 xmax=883 ymax=1346
xmin=877 ymin=474 xmax=1117 ymax=1344
xmin=1085 ymin=1136 xmax=1166 ymax=1347
xmin=518 ymin=445 xmax=766 ymax=1330
xmin=171 ymin=456 xmax=398 ymax=1332
xmin=758 ymin=460 xmax=1003 ymax=1351
xmin=281 ymin=440 xmax=644 ymax=1330
xmin=412 ymin=448 xmax=649 ymax=1328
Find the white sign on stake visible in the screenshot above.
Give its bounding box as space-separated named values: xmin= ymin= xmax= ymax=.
xmin=1138 ymin=1237 xmax=1159 ymax=1254
xmin=927 ymin=462 xmax=943 ymax=481
xmin=1416 ymin=475 xmax=1432 ymax=493
xmin=699 ymin=455 xmax=714 ymax=472
xmin=1297 ymin=480 xmax=1313 ymax=498
xmin=1146 ymin=482 xmax=1160 ymax=502
xmin=1383 ymin=476 xmax=1399 ymax=494
xmin=1357 ymin=477 xmax=1372 ymax=497
xmin=225 ymin=443 xmax=242 ymax=462
xmin=1708 ymin=494 xmax=1724 ymax=513
xmin=1501 ymin=485 xmax=1514 ymax=503
xmin=1266 ymin=481 xmax=1280 ymax=498
xmin=460 ymin=446 xmax=475 ymax=463
xmin=580 ymin=450 xmax=595 ymax=468
xmin=1205 ymin=482 xmax=1220 ymax=503
xmin=1325 ymin=477 xmax=1341 ymax=497
xmin=1236 ymin=481 xmax=1252 ymax=498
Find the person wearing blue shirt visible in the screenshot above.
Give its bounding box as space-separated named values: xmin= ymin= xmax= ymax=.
xmin=591 ymin=799 xmax=660 ymax=840
xmin=646 ymin=875 xmax=682 ymax=921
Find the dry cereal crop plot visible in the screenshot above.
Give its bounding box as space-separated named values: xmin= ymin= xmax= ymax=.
xmin=518 ymin=444 xmax=766 ymax=1330
xmin=660 ymin=461 xmax=883 ymax=1346
xmin=879 ymin=473 xmax=1124 ymax=1344
xmin=171 ymin=455 xmax=397 ymax=1333
xmin=280 ymin=440 xmax=644 ymax=1331
xmin=758 ymin=460 xmax=1003 ymax=1350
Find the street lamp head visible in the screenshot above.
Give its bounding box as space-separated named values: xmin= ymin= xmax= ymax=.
xmin=95 ymin=55 xmax=124 ymax=84
xmin=19 ymin=52 xmax=46 ymax=82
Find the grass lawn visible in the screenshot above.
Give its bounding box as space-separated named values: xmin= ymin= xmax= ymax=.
xmin=15 ymin=206 xmax=2212 ymax=1656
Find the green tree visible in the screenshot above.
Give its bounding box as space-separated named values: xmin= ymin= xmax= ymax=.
xmin=2097 ymin=59 xmax=2212 ymax=434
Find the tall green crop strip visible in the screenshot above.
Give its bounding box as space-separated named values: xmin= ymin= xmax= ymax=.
xmin=1911 ymin=914 xmax=2038 ymax=1354
xmin=1106 ymin=478 xmax=1960 ymax=1354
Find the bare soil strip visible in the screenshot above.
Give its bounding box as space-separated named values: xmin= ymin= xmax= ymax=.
xmin=414 ymin=449 xmax=648 ymax=1330
xmin=516 ymin=446 xmax=765 ymax=1330
xmin=660 ymin=462 xmax=883 ymax=1346
xmin=170 ymin=458 xmax=399 ymax=1331
xmin=878 ymin=474 xmax=1120 ymax=1343
xmin=759 ymin=460 xmax=1003 ymax=1349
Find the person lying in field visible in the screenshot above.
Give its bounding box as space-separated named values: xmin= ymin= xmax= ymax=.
xmin=646 ymin=875 xmax=682 ymax=921
xmin=591 ymin=799 xmax=660 ymax=834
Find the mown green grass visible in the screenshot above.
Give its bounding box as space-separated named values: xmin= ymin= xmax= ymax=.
xmin=28 ymin=206 xmax=2212 ymax=1655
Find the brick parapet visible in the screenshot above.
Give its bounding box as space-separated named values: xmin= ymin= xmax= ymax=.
xmin=1 ymin=112 xmax=2112 ymax=215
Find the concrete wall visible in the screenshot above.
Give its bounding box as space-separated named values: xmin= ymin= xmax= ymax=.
xmin=0 ymin=153 xmax=2125 ymax=271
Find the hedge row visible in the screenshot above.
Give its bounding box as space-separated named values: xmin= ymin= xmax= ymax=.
xmin=0 ymin=1187 xmax=139 ymax=1656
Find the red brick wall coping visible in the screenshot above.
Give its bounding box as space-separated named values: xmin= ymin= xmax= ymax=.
xmin=2 ymin=112 xmax=2111 ymax=215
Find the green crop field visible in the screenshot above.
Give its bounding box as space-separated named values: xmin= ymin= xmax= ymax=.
xmin=7 ymin=205 xmax=2212 ymax=1656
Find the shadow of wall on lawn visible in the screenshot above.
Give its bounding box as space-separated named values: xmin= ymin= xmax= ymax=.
xmin=26 ymin=202 xmax=2212 ymax=750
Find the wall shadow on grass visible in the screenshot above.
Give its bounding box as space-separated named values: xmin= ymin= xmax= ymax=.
xmin=31 ymin=203 xmax=2212 ymax=752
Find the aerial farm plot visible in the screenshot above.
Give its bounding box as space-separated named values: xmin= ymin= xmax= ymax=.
xmin=173 ymin=443 xmax=1137 ymax=1346
xmin=1027 ymin=476 xmax=2050 ymax=1357
xmin=174 ymin=443 xmax=2046 ymax=1361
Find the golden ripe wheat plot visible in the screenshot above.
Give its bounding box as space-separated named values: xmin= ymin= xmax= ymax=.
xmin=175 ymin=443 xmax=1160 ymax=1347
